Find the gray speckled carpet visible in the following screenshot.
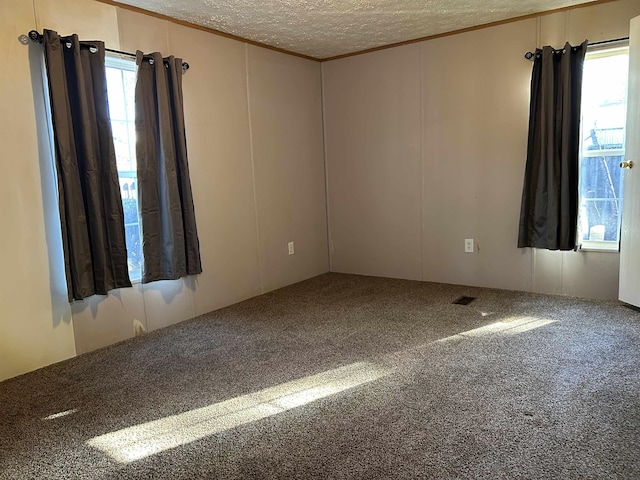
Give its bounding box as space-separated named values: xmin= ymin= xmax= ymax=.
xmin=1 ymin=272 xmax=639 ymax=479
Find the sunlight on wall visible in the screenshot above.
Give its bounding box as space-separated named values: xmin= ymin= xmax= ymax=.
xmin=87 ymin=361 xmax=391 ymax=463
xmin=437 ymin=316 xmax=558 ymax=343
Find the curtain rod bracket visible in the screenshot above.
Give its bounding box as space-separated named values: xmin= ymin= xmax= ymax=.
xmin=29 ymin=30 xmax=43 ymax=43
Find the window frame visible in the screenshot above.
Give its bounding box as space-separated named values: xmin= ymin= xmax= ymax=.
xmin=577 ymin=43 xmax=629 ymax=253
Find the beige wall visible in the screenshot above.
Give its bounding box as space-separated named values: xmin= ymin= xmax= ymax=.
xmin=0 ymin=0 xmax=328 ymax=381
xmin=323 ymin=0 xmax=640 ymax=300
xmin=247 ymin=46 xmax=329 ymax=293
xmin=323 ymin=46 xmax=423 ymax=280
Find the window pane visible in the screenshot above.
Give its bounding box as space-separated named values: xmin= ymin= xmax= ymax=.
xmin=106 ymin=56 xmax=142 ymax=281
xmin=123 ymin=69 xmax=136 ymax=121
xmin=127 ymin=122 xmax=137 ymax=170
xmin=106 ymin=67 xmax=126 ymax=121
xmin=578 ymin=47 xmax=628 ymax=248
xmin=124 ymin=215 xmax=142 ymax=281
xmin=111 ymin=120 xmax=133 ymax=170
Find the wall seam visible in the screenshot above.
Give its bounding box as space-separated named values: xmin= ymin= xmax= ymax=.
xmin=531 ymin=249 xmax=536 ymax=293
xmin=32 ymin=0 xmax=39 ymax=31
xmin=166 ymin=17 xmax=195 ymax=319
xmin=245 ymin=43 xmax=265 ymax=294
xmin=320 ymin=62 xmax=332 ymax=272
xmin=562 ymin=11 xmax=568 ymax=297
xmin=419 ymin=44 xmax=425 ymax=282
xmin=165 ymin=15 xmax=170 ymax=54
xmin=532 ymin=15 xmax=540 ymax=294
xmin=560 ymin=252 xmax=565 ymax=295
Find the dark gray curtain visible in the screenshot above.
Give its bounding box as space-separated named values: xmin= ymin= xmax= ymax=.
xmin=518 ymin=40 xmax=588 ymax=250
xmin=135 ymin=51 xmax=202 ymax=283
xmin=43 ymin=29 xmax=131 ymax=301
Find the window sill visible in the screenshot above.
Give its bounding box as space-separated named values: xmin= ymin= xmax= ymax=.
xmin=578 ymin=242 xmax=619 ymax=253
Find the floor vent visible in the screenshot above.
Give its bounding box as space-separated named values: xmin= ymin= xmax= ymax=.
xmin=452 ymin=296 xmax=476 ymax=305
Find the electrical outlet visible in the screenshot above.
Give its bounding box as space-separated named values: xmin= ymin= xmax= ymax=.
xmin=464 ymin=239 xmax=474 ymax=253
xmin=288 ymin=241 xmax=295 ymax=255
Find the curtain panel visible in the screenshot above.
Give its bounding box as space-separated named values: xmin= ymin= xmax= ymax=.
xmin=518 ymin=40 xmax=588 ymax=251
xmin=135 ymin=51 xmax=202 ymax=283
xmin=42 ymin=29 xmax=131 ymax=301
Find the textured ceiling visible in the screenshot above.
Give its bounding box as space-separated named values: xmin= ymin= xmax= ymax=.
xmin=113 ymin=0 xmax=598 ymax=59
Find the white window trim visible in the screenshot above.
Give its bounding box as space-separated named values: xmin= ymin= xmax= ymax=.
xmin=577 ymin=43 xmax=629 ymax=253
xmin=106 ymin=54 xmax=137 ymax=72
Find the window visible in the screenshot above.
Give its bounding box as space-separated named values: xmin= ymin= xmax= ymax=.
xmin=105 ymin=56 xmax=143 ymax=281
xmin=577 ymin=45 xmax=629 ymax=251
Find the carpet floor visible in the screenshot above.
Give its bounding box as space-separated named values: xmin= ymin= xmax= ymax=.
xmin=1 ymin=272 xmax=639 ymax=479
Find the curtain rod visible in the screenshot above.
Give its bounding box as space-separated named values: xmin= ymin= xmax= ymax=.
xmin=28 ymin=30 xmax=190 ymax=73
xmin=524 ymin=37 xmax=629 ymax=60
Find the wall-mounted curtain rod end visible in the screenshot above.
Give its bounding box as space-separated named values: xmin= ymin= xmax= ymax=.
xmin=524 ymin=51 xmax=535 ymax=60
xmin=29 ymin=30 xmax=43 ymax=43
xmin=182 ymin=62 xmax=190 ymax=73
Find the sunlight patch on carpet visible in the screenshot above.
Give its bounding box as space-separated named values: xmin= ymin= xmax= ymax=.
xmin=87 ymin=362 xmax=391 ymax=463
xmin=43 ymin=409 xmax=77 ymax=421
xmin=437 ymin=316 xmax=558 ymax=343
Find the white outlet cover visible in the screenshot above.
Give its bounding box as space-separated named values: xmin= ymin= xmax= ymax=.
xmin=465 ymin=239 xmax=474 ymax=253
